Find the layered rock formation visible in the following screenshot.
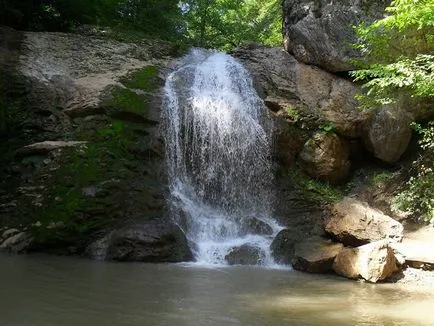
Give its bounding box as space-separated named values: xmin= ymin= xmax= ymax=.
xmin=0 ymin=28 xmax=189 ymax=260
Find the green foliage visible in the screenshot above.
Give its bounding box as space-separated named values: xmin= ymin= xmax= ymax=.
xmin=351 ymin=0 xmax=434 ymax=108
xmin=288 ymin=168 xmax=343 ymax=204
xmin=318 ymin=122 xmax=336 ymax=134
xmin=392 ymin=122 xmax=434 ymax=222
xmin=352 ymin=0 xmax=434 ymax=222
xmin=181 ymin=0 xmax=282 ymax=49
xmin=120 ymin=65 xmax=158 ymax=90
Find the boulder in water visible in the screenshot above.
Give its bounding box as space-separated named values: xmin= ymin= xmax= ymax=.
xmin=270 ymin=228 xmax=305 ymax=264
xmin=333 ymin=240 xmax=399 ymax=282
xmin=225 ymin=244 xmax=265 ymax=265
xmin=239 ymin=216 xmax=273 ymax=236
xmin=292 ymin=236 xmax=343 ymax=273
xmin=106 ymin=219 xmax=193 ymax=262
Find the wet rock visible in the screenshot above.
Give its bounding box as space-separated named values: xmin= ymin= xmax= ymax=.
xmin=282 ymin=0 xmax=389 ymax=72
xmin=362 ymin=104 xmax=413 ymax=163
xmin=292 ymin=236 xmax=343 ymax=273
xmin=2 ymin=228 xmax=20 ymax=240
xmin=333 ymin=241 xmax=399 ymax=282
xmin=325 ymin=197 xmax=404 ymax=246
xmin=239 ymin=216 xmax=273 ymax=236
xmin=299 ymin=132 xmax=350 ymax=184
xmin=0 ymin=232 xmax=33 ymax=253
xmin=106 ymin=219 xmax=193 ymax=263
xmin=270 ymin=228 xmax=305 ymax=264
xmin=16 ymin=141 xmax=87 ymax=157
xmin=225 ymin=244 xmax=265 ymax=265
xmin=86 ymin=235 xmax=110 ymax=260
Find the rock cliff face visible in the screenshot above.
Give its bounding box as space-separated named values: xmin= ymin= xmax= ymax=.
xmin=0 ymin=28 xmax=190 ymax=258
xmin=282 ymin=0 xmax=389 ymax=72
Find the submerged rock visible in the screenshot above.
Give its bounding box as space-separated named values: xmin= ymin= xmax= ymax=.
xmin=292 ymin=236 xmax=343 ymax=273
xmin=225 ymin=244 xmax=265 ymax=265
xmin=106 ymin=219 xmax=193 ymax=263
xmin=325 ymin=197 xmax=404 ymax=246
xmin=333 ymin=241 xmax=399 ymax=282
xmin=270 ymin=228 xmax=304 ymax=264
xmin=239 ymin=216 xmax=273 ymax=236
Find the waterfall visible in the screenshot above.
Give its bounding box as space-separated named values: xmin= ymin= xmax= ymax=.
xmin=163 ymin=49 xmax=280 ymax=265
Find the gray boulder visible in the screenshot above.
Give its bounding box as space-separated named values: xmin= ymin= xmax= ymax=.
xmin=363 ymin=103 xmax=413 ymax=163
xmin=270 ymin=228 xmax=305 ymax=264
xmin=282 ymin=0 xmax=389 ymax=72
xmin=225 ymin=244 xmax=265 ymax=265
xmin=106 ymin=219 xmax=193 ymax=262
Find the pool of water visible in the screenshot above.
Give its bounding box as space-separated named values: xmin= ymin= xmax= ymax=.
xmin=0 ymin=254 xmax=433 ymax=326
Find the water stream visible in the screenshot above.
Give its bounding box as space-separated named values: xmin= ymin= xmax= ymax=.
xmin=163 ymin=49 xmax=280 ymax=265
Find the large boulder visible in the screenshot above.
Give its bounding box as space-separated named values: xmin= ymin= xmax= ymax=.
xmin=299 ymin=132 xmax=351 ymax=184
xmin=333 ymin=241 xmax=399 ymax=282
xmin=363 ymin=104 xmax=413 ymax=163
xmin=231 ymin=45 xmax=367 ymax=138
xmin=282 ymin=0 xmax=389 ymax=72
xmin=270 ymin=228 xmax=305 ymax=264
xmin=292 ymin=236 xmax=343 ymax=273
xmin=325 ymin=197 xmax=404 ymax=246
xmin=106 ymin=219 xmax=193 ymax=262
xmin=225 ymin=244 xmax=265 ymax=265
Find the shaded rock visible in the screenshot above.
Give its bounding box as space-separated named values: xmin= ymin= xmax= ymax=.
xmin=106 ymin=219 xmax=193 ymax=262
xmin=16 ymin=141 xmax=87 ymax=157
xmin=225 ymin=244 xmax=265 ymax=265
xmin=363 ymin=104 xmax=413 ymax=163
xmin=299 ymin=132 xmax=350 ymax=184
xmin=239 ymin=216 xmax=273 ymax=236
xmin=282 ymin=0 xmax=389 ymax=72
xmin=2 ymin=228 xmax=20 ymax=240
xmin=326 ymin=197 xmax=404 ymax=246
xmin=231 ymin=46 xmax=367 ymax=138
xmin=292 ymin=236 xmax=343 ymax=273
xmin=0 ymin=232 xmax=33 ymax=253
xmin=85 ymin=235 xmax=110 ymax=260
xmin=333 ymin=241 xmax=399 ymax=282
xmin=270 ymin=228 xmax=305 ymax=264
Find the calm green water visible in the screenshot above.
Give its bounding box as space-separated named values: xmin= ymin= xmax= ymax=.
xmin=0 ymin=254 xmax=432 ymax=326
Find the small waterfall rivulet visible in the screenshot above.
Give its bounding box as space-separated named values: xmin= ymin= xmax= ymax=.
xmin=163 ymin=49 xmax=281 ymax=265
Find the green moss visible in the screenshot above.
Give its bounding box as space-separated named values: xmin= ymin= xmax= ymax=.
xmin=288 ymin=168 xmax=344 ymax=204
xmin=105 ymin=87 xmax=149 ymax=115
xmin=121 ymin=65 xmax=158 ymax=91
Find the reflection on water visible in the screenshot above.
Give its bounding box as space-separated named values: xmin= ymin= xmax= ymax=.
xmin=0 ymin=254 xmax=433 ymax=326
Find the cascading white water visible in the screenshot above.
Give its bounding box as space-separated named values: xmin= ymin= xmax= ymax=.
xmin=163 ymin=49 xmax=281 ymax=265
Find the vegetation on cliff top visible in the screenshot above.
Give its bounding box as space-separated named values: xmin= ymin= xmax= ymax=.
xmin=0 ymin=0 xmax=281 ymax=50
